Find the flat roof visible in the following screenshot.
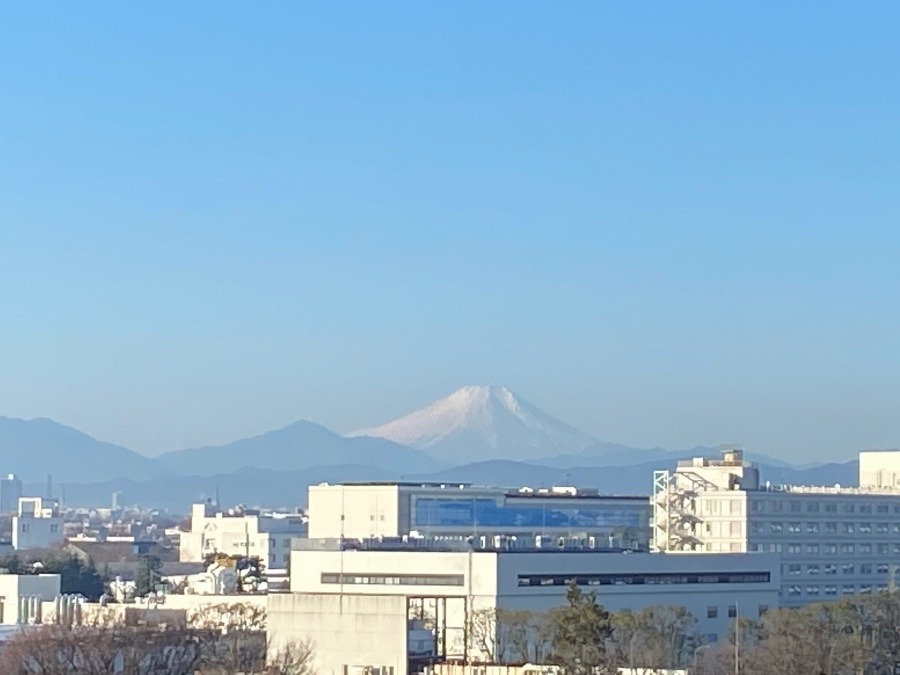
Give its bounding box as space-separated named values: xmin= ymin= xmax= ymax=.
xmin=318 ymin=482 xmax=648 ymax=499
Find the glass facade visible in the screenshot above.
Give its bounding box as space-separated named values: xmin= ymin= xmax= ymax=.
xmin=413 ymin=497 xmax=645 ymax=531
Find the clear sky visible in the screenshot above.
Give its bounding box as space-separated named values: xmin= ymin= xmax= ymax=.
xmin=1 ymin=3 xmax=899 ymax=461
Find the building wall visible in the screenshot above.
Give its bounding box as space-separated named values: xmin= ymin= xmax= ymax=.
xmin=308 ymin=485 xmax=403 ymax=539
xmin=859 ymin=451 xmax=900 ymax=488
xmin=0 ymin=574 xmax=61 ymax=625
xmin=12 ymin=515 xmax=64 ymax=550
xmin=268 ymin=592 xmax=408 ymax=675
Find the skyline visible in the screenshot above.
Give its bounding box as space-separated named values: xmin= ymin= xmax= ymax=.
xmin=2 ymin=4 xmax=900 ymax=462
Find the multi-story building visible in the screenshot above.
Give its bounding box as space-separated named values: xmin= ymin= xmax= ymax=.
xmin=0 ymin=474 xmax=23 ymax=514
xmin=652 ymin=448 xmax=900 ymax=606
xmin=179 ymin=502 xmax=306 ymax=569
xmin=12 ymin=497 xmax=64 ymax=550
xmin=269 ymin=536 xmax=779 ymax=675
xmin=308 ymin=482 xmax=650 ymax=549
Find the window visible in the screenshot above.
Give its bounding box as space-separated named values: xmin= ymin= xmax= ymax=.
xmin=825 ymin=503 xmax=837 ymax=513
xmin=787 ymin=544 xmax=802 ymax=554
xmin=825 ymin=585 xmax=837 ymax=596
xmin=877 ymin=563 xmax=890 ymax=574
xmin=729 ymin=499 xmax=742 ymax=515
xmin=893 ymin=524 xmax=900 ymax=534
xmin=322 ymin=573 xmax=465 ymax=586
xmin=704 ymin=499 xmax=719 ymax=514
xmin=842 ymin=585 xmax=855 ymax=595
xmin=824 ymin=564 xmax=837 ymax=575
xmin=860 ymin=564 xmax=873 ymax=575
xmin=859 ymin=504 xmax=872 ymax=514
xmin=770 ymin=522 xmax=783 ymax=533
xmin=877 ymin=504 xmax=889 ymax=514
xmin=806 ymin=565 xmax=820 ymax=575
xmin=860 ymin=585 xmax=873 ymax=594
xmin=842 ymin=503 xmax=855 ymax=514
xmin=842 ymin=564 xmax=855 ymax=575
xmin=788 ymin=585 xmax=802 ymax=596
xmin=807 ymin=502 xmax=820 ymax=512
xmin=842 ymin=523 xmax=854 ymax=534
xmin=859 ymin=523 xmax=872 ymax=534
xmin=751 ymin=522 xmax=765 ymax=534
xmin=730 ymin=522 xmax=742 ymax=536
xmin=758 ymin=605 xmax=768 ymax=617
xmin=806 ymin=523 xmax=819 ymax=534
xmin=770 ymin=500 xmax=784 ymax=513
xmin=806 ymin=544 xmax=820 ymax=554
xmin=787 ymin=564 xmax=802 ymax=576
xmin=283 ymin=554 xmax=289 ymax=562
xmin=707 ymin=606 xmax=718 ymax=619
xmin=789 ymin=502 xmax=802 ymax=513
xmin=825 ymin=522 xmax=838 ymax=534
xmin=894 ymin=543 xmax=900 ymax=555
xmin=807 ymin=586 xmax=820 ymax=596
xmin=749 ymin=543 xmax=760 ymax=552
xmin=788 ymin=522 xmax=801 ymax=533
xmin=860 ymin=544 xmax=872 ymax=555
xmin=840 ymin=544 xmax=855 ymax=554
xmin=283 ymin=539 xmax=291 ymax=547
xmin=824 ymin=543 xmax=838 ymax=554
xmin=876 ymin=523 xmax=889 ymax=534
xmin=751 ymin=501 xmax=764 ymax=513
xmin=728 ymin=605 xmax=737 ymax=618
xmin=269 ymin=538 xmax=275 ymax=547
xmin=515 ymin=571 xmax=771 ymax=587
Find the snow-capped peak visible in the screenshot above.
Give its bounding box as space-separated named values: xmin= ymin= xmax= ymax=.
xmin=348 ymin=385 xmax=596 ymax=463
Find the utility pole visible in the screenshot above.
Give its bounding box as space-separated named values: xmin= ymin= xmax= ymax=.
xmin=734 ymin=602 xmax=740 ymax=675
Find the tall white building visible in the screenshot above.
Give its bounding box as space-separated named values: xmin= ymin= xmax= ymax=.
xmin=179 ymin=502 xmax=306 ymax=569
xmin=12 ymin=497 xmax=64 ymax=550
xmin=653 ymin=448 xmax=900 ymax=606
xmin=269 ymin=537 xmax=779 ymax=675
xmin=309 ymin=482 xmax=650 ymax=549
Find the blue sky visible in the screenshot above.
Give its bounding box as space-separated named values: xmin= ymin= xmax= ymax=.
xmin=1 ymin=3 xmax=899 ymax=460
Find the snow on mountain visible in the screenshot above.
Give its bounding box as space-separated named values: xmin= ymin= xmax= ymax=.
xmin=348 ymin=385 xmax=597 ymax=463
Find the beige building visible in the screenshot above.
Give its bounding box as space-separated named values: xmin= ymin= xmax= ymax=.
xmin=12 ymin=497 xmax=64 ymax=551
xmin=653 ymin=448 xmax=900 ymax=606
xmin=179 ymin=503 xmax=306 ymax=569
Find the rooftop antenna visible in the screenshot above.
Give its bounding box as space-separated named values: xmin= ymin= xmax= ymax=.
xmin=215 ymin=485 xmax=220 ymax=508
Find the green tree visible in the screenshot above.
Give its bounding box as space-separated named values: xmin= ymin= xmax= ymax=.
xmin=134 ymin=554 xmax=163 ymax=597
xmin=41 ymin=553 xmax=105 ymax=600
xmin=548 ymin=582 xmax=614 ymax=675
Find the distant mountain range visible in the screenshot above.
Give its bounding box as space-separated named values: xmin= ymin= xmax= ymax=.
xmin=0 ymin=386 xmax=867 ymax=512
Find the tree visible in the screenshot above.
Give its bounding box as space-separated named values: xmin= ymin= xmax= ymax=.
xmin=547 ymin=582 xmax=614 ymax=675
xmin=34 ymin=554 xmax=105 ymax=600
xmin=134 ymin=554 xmax=163 ymax=597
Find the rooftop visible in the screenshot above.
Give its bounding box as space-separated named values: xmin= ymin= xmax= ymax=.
xmin=292 ymin=535 xmax=642 ymax=554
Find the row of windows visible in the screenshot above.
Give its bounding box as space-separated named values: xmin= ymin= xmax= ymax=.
xmin=707 ymin=605 xmax=768 ymax=619
xmin=786 ymin=584 xmax=888 ymax=597
xmin=749 ymin=542 xmax=900 ymax=555
xmin=320 ymin=573 xmax=465 ymax=586
xmin=516 ymin=572 xmax=770 ymax=587
xmin=751 ymin=521 xmax=900 ymax=535
xmin=785 ymin=563 xmax=893 ymax=576
xmin=267 ymin=538 xmax=294 ymax=547
xmin=752 ymin=501 xmax=898 ymax=515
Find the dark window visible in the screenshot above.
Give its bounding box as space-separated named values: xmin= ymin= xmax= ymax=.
xmin=321 ymin=573 xmax=464 ymax=586
xmin=707 ymin=606 xmax=718 ymax=618
xmin=516 ymin=571 xmax=770 ymax=587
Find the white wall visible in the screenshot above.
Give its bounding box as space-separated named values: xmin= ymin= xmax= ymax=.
xmin=308 ymin=485 xmax=402 ymax=539
xmin=12 ymin=515 xmax=64 ymax=550
xmin=0 ymin=574 xmax=61 ymax=625
xmin=268 ymin=593 xmax=408 ymax=675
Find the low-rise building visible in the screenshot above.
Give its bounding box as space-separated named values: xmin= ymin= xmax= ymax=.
xmin=0 ymin=573 xmax=61 ymax=624
xmin=268 ymin=537 xmax=779 ymax=675
xmin=12 ymin=497 xmax=63 ymax=551
xmin=179 ymin=502 xmax=306 ymax=569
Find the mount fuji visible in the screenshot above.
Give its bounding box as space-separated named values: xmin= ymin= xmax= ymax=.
xmin=348 ymin=385 xmax=598 ymax=463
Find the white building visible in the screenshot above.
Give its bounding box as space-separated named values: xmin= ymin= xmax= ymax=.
xmin=268 ymin=537 xmax=779 ymax=675
xmin=0 ymin=573 xmax=61 ymax=624
xmin=653 ymin=448 xmax=900 ymax=606
xmin=0 ymin=474 xmax=23 ymax=514
xmin=179 ymin=502 xmax=306 ymax=569
xmin=308 ymin=482 xmax=650 ymax=549
xmin=12 ymin=498 xmax=63 ymax=551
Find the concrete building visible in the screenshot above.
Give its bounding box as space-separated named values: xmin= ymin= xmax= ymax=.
xmin=268 ymin=537 xmax=779 ymax=674
xmin=308 ymin=482 xmax=650 ymax=549
xmin=0 ymin=474 xmax=23 ymax=514
xmin=0 ymin=573 xmax=61 ymax=624
xmin=652 ymin=448 xmax=900 ymax=606
xmin=179 ymin=502 xmax=306 ymax=569
xmin=12 ymin=497 xmax=64 ymax=551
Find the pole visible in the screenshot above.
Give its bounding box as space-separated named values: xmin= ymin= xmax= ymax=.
xmin=734 ymin=602 xmax=740 ymax=675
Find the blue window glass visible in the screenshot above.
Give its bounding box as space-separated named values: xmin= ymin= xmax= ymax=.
xmin=413 ymin=497 xmax=644 ymax=529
